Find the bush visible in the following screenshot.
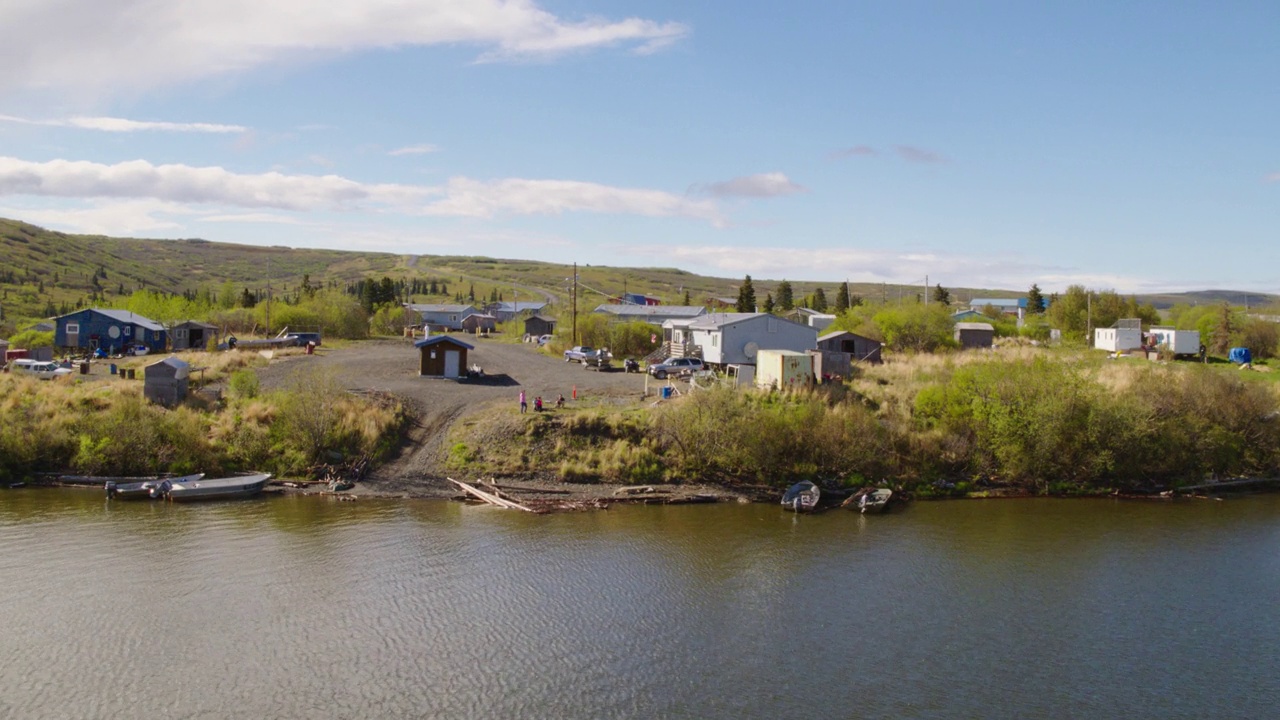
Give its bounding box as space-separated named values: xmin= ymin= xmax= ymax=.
xmin=228 ymin=369 xmax=259 ymax=398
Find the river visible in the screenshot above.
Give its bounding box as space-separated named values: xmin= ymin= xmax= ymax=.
xmin=2 ymin=489 xmax=1278 ymax=719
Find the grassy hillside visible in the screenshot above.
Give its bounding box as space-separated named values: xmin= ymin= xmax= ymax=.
xmin=1 ymin=217 xmax=1273 ymax=329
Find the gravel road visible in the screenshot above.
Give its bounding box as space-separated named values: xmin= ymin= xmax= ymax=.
xmin=253 ymin=337 xmax=654 ymax=495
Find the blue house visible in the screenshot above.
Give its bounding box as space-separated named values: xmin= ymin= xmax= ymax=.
xmin=54 ymin=308 xmax=167 ymax=354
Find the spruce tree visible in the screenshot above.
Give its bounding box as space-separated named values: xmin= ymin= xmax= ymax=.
xmin=1027 ymin=284 xmax=1046 ymax=314
xmin=812 ymin=287 xmax=828 ymax=312
xmin=835 ymin=282 xmax=850 ymax=312
xmin=763 ymin=293 xmax=775 ymax=313
xmin=736 ymin=275 xmax=756 ymax=312
xmin=931 ymin=284 xmax=951 ymax=306
xmin=776 ymin=280 xmax=794 ymax=311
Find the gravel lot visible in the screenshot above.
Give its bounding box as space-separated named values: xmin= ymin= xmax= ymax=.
xmin=253 ymin=337 xmax=656 ymax=495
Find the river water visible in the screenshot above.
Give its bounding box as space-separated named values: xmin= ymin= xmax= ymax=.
xmin=2 ymin=490 xmax=1278 ymax=719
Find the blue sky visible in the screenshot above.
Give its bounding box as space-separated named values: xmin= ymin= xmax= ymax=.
xmin=1 ymin=1 xmax=1276 ymax=293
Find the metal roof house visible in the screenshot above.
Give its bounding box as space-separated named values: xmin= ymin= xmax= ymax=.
xmin=414 ymin=335 xmax=474 ymax=378
xmin=593 ymin=304 xmax=706 ymax=326
xmin=969 ymin=297 xmax=1027 ymax=319
xmin=687 ymin=312 xmax=818 ymax=367
xmin=54 ymin=308 xmax=167 ymax=354
xmin=406 ymin=304 xmax=479 ymax=332
xmin=461 ymin=313 xmax=497 ymax=334
xmin=487 ymin=301 xmax=549 ymax=322
xmin=524 ymin=315 xmax=556 ymax=338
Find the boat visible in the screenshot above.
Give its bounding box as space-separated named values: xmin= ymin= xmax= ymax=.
xmin=164 ymin=473 xmax=272 ymax=502
xmin=781 ymin=481 xmax=820 ymax=512
xmin=106 ymin=473 xmax=204 ymax=500
xmin=857 ymin=488 xmax=893 ymax=514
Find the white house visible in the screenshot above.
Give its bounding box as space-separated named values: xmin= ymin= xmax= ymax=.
xmin=1095 ymin=327 xmax=1143 ymax=352
xmin=687 ymin=313 xmax=818 ymax=367
xmin=406 ymin=304 xmax=479 ymax=332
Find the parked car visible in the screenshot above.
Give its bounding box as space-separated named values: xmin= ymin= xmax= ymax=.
xmin=286 ymin=332 xmax=322 ymax=347
xmin=564 ymin=346 xmax=595 ymax=363
xmin=582 ymin=348 xmax=613 ymax=370
xmin=648 ymin=357 xmax=704 ymax=379
xmin=9 ymin=359 xmax=73 ymax=380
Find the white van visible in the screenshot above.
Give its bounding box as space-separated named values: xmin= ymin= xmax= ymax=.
xmin=9 ymin=359 xmax=73 ymax=380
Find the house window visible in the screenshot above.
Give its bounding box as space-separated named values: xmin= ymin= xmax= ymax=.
xmin=175 ymin=329 xmax=187 ymax=339
xmin=66 ymin=323 xmax=80 ymax=334
xmin=711 ymin=335 xmax=718 ymax=347
xmin=124 ymin=326 xmax=132 ymax=337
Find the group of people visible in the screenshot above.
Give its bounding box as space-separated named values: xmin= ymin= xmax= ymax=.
xmin=519 ymin=391 xmax=566 ymax=414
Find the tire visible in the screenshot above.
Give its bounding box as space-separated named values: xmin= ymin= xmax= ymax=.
xmin=655 ymin=370 xmax=667 ymax=379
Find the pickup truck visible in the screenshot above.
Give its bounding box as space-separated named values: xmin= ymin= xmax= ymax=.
xmin=564 ymin=346 xmax=595 ymax=363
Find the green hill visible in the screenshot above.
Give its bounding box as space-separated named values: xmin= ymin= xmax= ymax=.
xmin=0 ymin=217 xmax=1273 ymax=329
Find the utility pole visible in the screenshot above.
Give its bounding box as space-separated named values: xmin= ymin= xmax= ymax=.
xmin=924 ymin=274 xmax=929 ymax=305
xmin=1086 ymin=292 xmax=1092 ymax=344
xmin=572 ymin=262 xmax=578 ymax=345
xmin=266 ymin=252 xmax=272 ymax=336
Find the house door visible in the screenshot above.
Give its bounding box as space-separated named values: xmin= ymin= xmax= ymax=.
xmin=443 ymin=350 xmax=460 ymax=378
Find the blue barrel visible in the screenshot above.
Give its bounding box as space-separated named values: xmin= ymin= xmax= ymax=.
xmin=109 ymin=363 xmax=117 ymax=375
xmin=661 ymin=386 xmax=673 ymax=399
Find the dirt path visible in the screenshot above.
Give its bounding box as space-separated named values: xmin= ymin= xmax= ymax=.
xmin=253 ymin=337 xmax=654 ymax=496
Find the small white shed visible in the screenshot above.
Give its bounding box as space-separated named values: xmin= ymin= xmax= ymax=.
xmin=755 ymin=350 xmax=814 ymax=390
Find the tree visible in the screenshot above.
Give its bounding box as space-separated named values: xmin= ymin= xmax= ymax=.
xmin=1211 ymin=301 xmax=1236 ymax=355
xmin=812 ymin=287 xmax=828 ymax=313
xmin=762 ymin=293 xmax=775 ymax=313
xmin=736 ymin=275 xmax=756 ymax=313
xmin=775 ymin=280 xmax=794 ymax=311
xmin=931 ymin=284 xmax=951 ymax=306
xmin=1027 ymin=284 xmax=1046 ymax=314
xmin=682 ymin=289 xmax=692 ymax=306
xmin=1047 ymin=285 xmax=1089 ymax=341
xmin=835 ymin=282 xmax=851 ymax=313
xmin=468 ymin=283 xmax=476 ymax=302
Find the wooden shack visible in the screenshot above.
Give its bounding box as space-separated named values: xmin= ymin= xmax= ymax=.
xmin=816 ymin=330 xmax=882 ymax=364
xmin=524 ymin=315 xmax=556 ymax=338
xmin=170 ymin=320 xmax=219 ymax=350
xmin=954 ymin=322 xmax=995 ymax=350
xmin=144 ymin=356 xmax=190 ymax=406
xmin=461 ymin=313 xmax=497 ymax=334
xmin=414 ymin=336 xmax=473 ymax=379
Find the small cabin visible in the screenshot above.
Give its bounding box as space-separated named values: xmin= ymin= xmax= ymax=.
xmin=461 ymin=313 xmax=497 ymax=334
xmin=414 ymin=336 xmax=474 ymax=379
xmin=524 ymin=315 xmax=556 ymax=338
xmin=144 ymin=356 xmax=190 ymax=406
xmin=1095 ymin=327 xmax=1143 ymax=352
xmin=816 ymin=331 xmax=882 ymax=364
xmin=170 ymin=321 xmax=220 ymax=351
xmin=954 ymin=322 xmax=995 ymax=350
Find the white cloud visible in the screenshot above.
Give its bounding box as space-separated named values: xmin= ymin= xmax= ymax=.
xmin=0 ymin=199 xmax=192 ymax=235
xmin=616 ymin=244 xmax=1172 ymax=294
xmin=0 ymin=156 xmax=427 ymax=211
xmin=388 ymin=144 xmax=440 ymax=156
xmin=419 ymin=177 xmax=722 ymax=223
xmin=697 ymin=172 xmax=806 ymax=199
xmin=0 ymin=0 xmax=689 ymax=94
xmin=1265 ymin=172 xmax=1280 ymax=183
xmin=0 ymin=156 xmax=723 ymax=224
xmin=199 ymin=212 xmax=309 ymax=225
xmin=0 ymin=113 xmax=246 ymax=133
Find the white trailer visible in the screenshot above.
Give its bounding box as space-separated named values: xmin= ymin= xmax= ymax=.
xmin=1146 ymin=327 xmax=1201 ymax=356
xmin=1095 ymin=327 xmax=1143 ymax=352
xmin=755 ymin=350 xmax=814 ymax=390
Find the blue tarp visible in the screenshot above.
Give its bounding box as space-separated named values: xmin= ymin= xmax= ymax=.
xmin=1229 ymin=347 xmax=1252 ymax=365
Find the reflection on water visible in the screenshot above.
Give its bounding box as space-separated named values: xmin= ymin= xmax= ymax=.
xmin=2 ymin=489 xmax=1279 ymax=719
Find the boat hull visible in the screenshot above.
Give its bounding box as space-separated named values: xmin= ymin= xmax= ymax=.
xmin=781 ymin=481 xmax=821 ymax=513
xmin=107 ymin=474 xmax=203 ymax=500
xmin=166 ymin=473 xmax=272 ymax=502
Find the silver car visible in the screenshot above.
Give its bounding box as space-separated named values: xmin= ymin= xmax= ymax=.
xmin=647 ymin=357 xmax=704 ymax=379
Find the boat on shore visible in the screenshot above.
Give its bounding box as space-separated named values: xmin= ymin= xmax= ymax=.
xmin=165 ymin=473 xmax=272 ymax=502
xmin=781 ymin=481 xmax=820 ymax=513
xmin=106 ymin=474 xmax=203 ymax=500
xmin=857 ymin=488 xmax=893 ymax=514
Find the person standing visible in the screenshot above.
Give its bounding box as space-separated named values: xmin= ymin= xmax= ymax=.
xmin=519 ymin=390 xmax=527 ymax=414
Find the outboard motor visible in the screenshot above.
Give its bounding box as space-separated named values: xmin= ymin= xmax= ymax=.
xmin=105 ymin=481 xmax=117 ymax=499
